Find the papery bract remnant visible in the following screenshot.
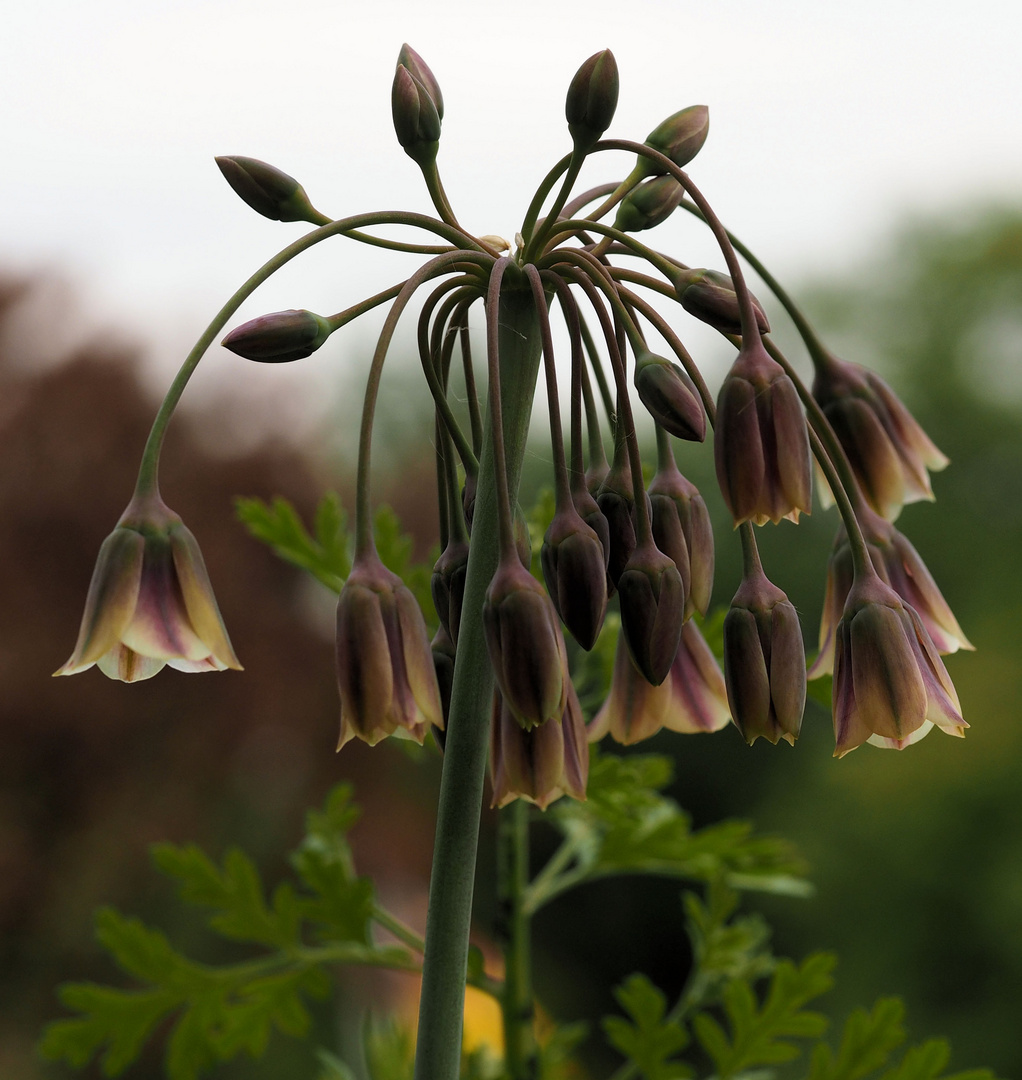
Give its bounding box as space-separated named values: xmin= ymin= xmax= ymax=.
xmin=56 ymin=495 xmax=241 ymax=683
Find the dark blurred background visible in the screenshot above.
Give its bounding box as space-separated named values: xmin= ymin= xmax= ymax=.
xmin=1 ymin=204 xmax=1020 ymax=1077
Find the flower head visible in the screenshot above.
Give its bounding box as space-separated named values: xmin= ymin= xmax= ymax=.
xmin=588 ymin=620 xmax=730 ymax=745
xmin=335 ymin=550 xmax=443 ymax=748
xmin=832 ymin=571 xmax=966 ymax=757
xmin=56 ymin=495 xmax=241 ymax=682
xmin=813 ymin=353 xmax=948 ymax=521
xmin=723 ymin=567 xmax=806 ymax=746
xmin=714 ymin=340 xmax=812 ymax=526
xmin=810 ymin=504 xmax=973 ymax=679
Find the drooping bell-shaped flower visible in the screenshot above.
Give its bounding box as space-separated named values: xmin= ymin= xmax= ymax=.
xmin=723 ymin=565 xmax=806 ymax=746
xmin=831 ymin=571 xmax=966 ymax=757
xmin=56 ymin=494 xmax=241 ymax=683
xmin=431 ymin=536 xmax=470 ymax=644
xmin=714 ymin=339 xmax=812 ymax=526
xmin=541 ymin=505 xmax=608 ymax=651
xmin=335 ymin=549 xmax=443 ymax=748
xmin=588 ymin=620 xmax=730 ymax=745
xmin=616 ymin=539 xmax=685 ymax=686
xmin=632 ymin=350 xmax=706 ymax=443
xmin=489 ymin=683 xmax=588 ymax=809
xmin=812 ymin=352 xmax=948 ymax=521
xmin=810 ymin=504 xmax=973 ymax=679
xmin=672 ymin=267 xmax=770 ymax=337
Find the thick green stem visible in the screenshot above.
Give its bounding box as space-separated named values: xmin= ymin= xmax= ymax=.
xmin=497 ymin=799 xmax=535 ymax=1080
xmin=413 ymin=277 xmax=543 ymax=1080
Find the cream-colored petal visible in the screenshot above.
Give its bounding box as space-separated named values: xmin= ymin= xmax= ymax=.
xmin=97 ymin=645 xmax=166 ymax=683
xmin=170 ymin=525 xmax=242 ymax=669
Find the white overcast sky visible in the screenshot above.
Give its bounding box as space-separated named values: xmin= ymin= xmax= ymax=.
xmin=1 ymin=0 xmax=1019 ymax=435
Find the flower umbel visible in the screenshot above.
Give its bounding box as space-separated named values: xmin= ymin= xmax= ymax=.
xmin=56 ymin=495 xmax=241 ymax=683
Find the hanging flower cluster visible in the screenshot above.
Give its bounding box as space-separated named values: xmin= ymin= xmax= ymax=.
xmin=57 ymin=46 xmax=972 ymax=807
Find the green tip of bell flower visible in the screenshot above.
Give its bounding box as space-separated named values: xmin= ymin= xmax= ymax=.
xmin=633 ymin=351 xmax=706 ymax=442
xmin=638 ymin=104 xmax=710 ymax=177
xmin=392 ymin=63 xmax=441 ymax=167
xmin=613 ymin=176 xmax=684 ymax=233
xmin=55 ymin=493 xmax=242 ymax=683
xmin=215 ymin=155 xmax=326 ymax=225
xmin=222 ymin=309 xmax=333 ymax=363
xmin=565 ymin=49 xmax=619 ymax=153
xmin=723 ymin=567 xmax=806 ymax=746
xmin=673 ymin=268 xmax=771 ymax=336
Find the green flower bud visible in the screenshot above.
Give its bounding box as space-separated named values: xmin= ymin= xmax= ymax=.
xmin=648 ymin=461 xmax=714 ymax=620
xmin=673 ymin=268 xmax=770 ymax=336
xmin=214 ymin=155 xmax=326 ymax=224
xmin=633 ymin=350 xmax=706 ymax=442
xmin=541 ymin=506 xmax=608 ymax=650
xmin=637 ymin=105 xmax=709 ymax=177
xmin=222 ymin=309 xmax=333 ymax=363
xmin=617 ymin=539 xmax=685 ymax=686
xmin=565 ymin=49 xmax=619 ymax=153
xmin=614 ymin=176 xmax=684 ymax=233
xmin=714 ymin=340 xmax=812 ymax=526
xmin=723 ymin=566 xmax=805 ymax=746
xmin=392 ymin=63 xmax=441 ymax=167
xmin=335 ymin=551 xmax=443 ymax=749
xmin=483 ymin=559 xmax=568 ymax=731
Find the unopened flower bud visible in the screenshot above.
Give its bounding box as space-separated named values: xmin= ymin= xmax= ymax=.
xmin=396 ymin=44 xmax=444 ymax=121
xmin=832 ymin=571 xmax=966 ymax=757
xmin=715 ymin=340 xmax=812 ymax=526
xmin=490 ymin=683 xmax=588 ymax=809
xmin=572 ymin=485 xmax=612 ymax=571
xmin=637 ymin=105 xmax=710 ymax=177
xmin=648 ymin=462 xmax=714 ymax=620
xmin=56 ymin=494 xmax=241 ymax=682
xmin=812 ymin=353 xmax=948 ymax=521
xmin=597 ymin=458 xmax=641 ymax=585
xmin=483 ymin=558 xmax=568 ymax=731
xmin=431 ymin=624 xmax=457 ymax=739
xmin=613 ymin=176 xmax=684 ymax=233
xmin=215 ymin=156 xmax=326 ymax=224
xmin=541 ymin=507 xmax=608 ymax=650
xmin=809 ymin=504 xmax=972 ymax=679
xmin=431 ymin=537 xmax=469 ymax=643
xmin=673 ymin=268 xmax=770 ymax=336
xmin=617 ymin=540 xmax=686 ymax=686
xmin=222 ymin=309 xmax=333 ymax=363
xmin=392 ymin=63 xmax=441 ymax=167
xmin=633 ymin=350 xmax=706 ymax=442
xmin=723 ymin=567 xmax=806 ymax=746
xmin=336 ymin=551 xmax=443 ymax=748
xmin=565 ymin=49 xmax=619 ymax=153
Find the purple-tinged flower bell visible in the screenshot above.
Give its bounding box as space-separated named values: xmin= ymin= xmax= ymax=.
xmin=56 ymin=495 xmax=241 ymax=683
xmin=672 ymin=268 xmax=770 ymax=337
xmin=588 ymin=620 xmax=730 ymax=745
xmin=832 ymin=571 xmax=966 ymax=757
xmin=812 ymin=353 xmax=948 ymax=521
xmin=723 ymin=566 xmax=806 ymax=746
xmin=483 ymin=558 xmax=568 ymax=731
xmin=809 ymin=504 xmax=973 ymax=679
xmin=489 ymin=683 xmax=588 ymax=809
xmin=714 ymin=340 xmax=812 ymax=526
xmin=617 ymin=540 xmax=685 ymax=686
xmin=335 ymin=551 xmax=443 ymax=749
xmin=222 ymin=309 xmax=333 ymax=363
xmin=541 ymin=507 xmax=608 ymax=651
xmin=633 ymin=351 xmax=706 ymax=443
xmin=214 ymin=155 xmax=326 ymax=225
xmin=637 ymin=105 xmax=710 ymax=177
xmin=565 ymin=49 xmax=619 ymax=153
xmin=614 ymin=176 xmax=684 ymax=233
xmin=648 ymin=458 xmax=714 ymax=621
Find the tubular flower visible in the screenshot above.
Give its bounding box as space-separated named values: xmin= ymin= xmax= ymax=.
xmin=809 ymin=505 xmax=973 ymax=679
xmin=812 ymin=353 xmax=948 ymax=521
xmin=832 ymin=571 xmax=966 ymax=757
xmin=723 ymin=567 xmax=806 ymax=746
xmin=56 ymin=495 xmax=241 ymax=683
xmin=714 ymin=339 xmax=812 ymax=527
xmin=335 ymin=550 xmax=443 ymax=749
xmin=489 ymin=683 xmax=589 ymax=809
xmin=588 ymin=620 xmax=730 ymax=745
